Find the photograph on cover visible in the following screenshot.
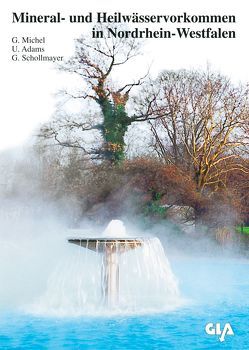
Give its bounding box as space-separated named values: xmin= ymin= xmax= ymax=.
xmin=0 ymin=0 xmax=248 ymax=349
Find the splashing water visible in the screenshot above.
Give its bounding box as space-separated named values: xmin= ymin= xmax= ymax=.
xmin=103 ymin=219 xmax=127 ymax=237
xmin=28 ymin=222 xmax=182 ymax=317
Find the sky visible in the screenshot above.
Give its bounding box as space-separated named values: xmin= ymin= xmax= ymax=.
xmin=0 ymin=0 xmax=248 ymax=150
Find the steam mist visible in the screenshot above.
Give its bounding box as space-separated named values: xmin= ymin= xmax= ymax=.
xmin=0 ymin=145 xmax=245 ymax=317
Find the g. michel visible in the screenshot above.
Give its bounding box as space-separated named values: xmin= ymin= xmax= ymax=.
xmin=22 ymin=37 xmax=45 ymax=44
xmin=12 ymin=37 xmax=45 ymax=44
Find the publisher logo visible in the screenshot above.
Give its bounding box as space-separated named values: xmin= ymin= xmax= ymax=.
xmin=205 ymin=323 xmax=234 ymax=342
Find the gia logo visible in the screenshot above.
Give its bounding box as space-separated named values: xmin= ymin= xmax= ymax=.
xmin=205 ymin=323 xmax=234 ymax=342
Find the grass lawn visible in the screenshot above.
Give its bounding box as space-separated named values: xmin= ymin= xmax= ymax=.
xmin=236 ymin=226 xmax=249 ymax=235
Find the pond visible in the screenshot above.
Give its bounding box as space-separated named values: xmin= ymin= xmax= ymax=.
xmin=1 ymin=257 xmax=248 ymax=349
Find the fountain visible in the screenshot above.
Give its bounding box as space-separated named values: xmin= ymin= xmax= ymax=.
xmin=68 ymin=220 xmax=144 ymax=306
xmin=31 ymin=220 xmax=180 ymax=316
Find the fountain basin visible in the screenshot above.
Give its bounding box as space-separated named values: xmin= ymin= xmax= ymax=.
xmin=67 ymin=238 xmax=143 ymax=253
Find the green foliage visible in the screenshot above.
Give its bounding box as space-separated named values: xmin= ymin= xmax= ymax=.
xmin=143 ymin=202 xmax=167 ymax=217
xmin=101 ymin=99 xmax=131 ymax=163
xmin=236 ymin=226 xmax=249 ymax=235
xmin=143 ymin=191 xmax=168 ymax=218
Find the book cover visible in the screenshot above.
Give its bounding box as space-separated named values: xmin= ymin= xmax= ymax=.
xmin=1 ymin=0 xmax=248 ymax=349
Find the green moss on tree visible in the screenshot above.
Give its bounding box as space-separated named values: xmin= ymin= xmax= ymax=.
xmin=100 ymin=97 xmax=131 ymax=163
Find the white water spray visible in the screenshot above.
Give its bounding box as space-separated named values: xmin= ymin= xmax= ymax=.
xmin=103 ymin=220 xmax=127 ymax=237
xmin=29 ymin=220 xmax=182 ymax=316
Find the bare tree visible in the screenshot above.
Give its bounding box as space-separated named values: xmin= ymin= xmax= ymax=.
xmin=39 ymin=27 xmax=162 ymax=163
xmin=143 ymin=69 xmax=249 ymax=193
